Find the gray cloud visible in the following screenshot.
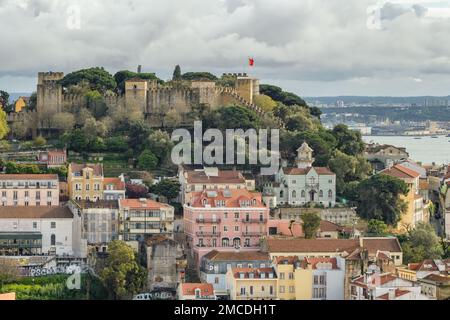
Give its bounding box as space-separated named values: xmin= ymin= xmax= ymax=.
xmin=0 ymin=0 xmax=450 ymax=96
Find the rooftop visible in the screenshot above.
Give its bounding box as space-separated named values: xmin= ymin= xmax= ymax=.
xmin=0 ymin=206 xmax=73 ymax=219
xmin=377 ymin=289 xmax=411 ymax=300
xmin=189 ymin=189 xmax=266 ymax=208
xmin=185 ymin=169 xmax=246 ymax=184
xmin=103 ymin=177 xmax=125 ymax=190
xmin=70 ymin=163 xmax=103 ymax=176
xmin=120 ymin=198 xmax=172 ymax=210
xmin=74 ymin=200 xmax=119 ymax=209
xmin=180 ymin=283 xmax=215 ymax=297
xmin=380 ymin=164 xmax=421 ymax=180
xmin=0 ymin=174 xmax=58 ymax=180
xmin=360 ymin=237 xmax=402 ymax=254
xmin=282 ymin=166 xmax=334 ymax=176
xmin=231 ymin=267 xmax=276 ymax=279
xmin=267 ymin=238 xmax=359 ymax=254
xmin=203 ymin=250 xmax=270 ymax=262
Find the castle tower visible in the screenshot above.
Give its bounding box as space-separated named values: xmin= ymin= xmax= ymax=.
xmin=37 ymin=72 xmax=64 ymax=114
xmin=296 ymin=142 xmax=314 ymax=168
xmin=233 ymin=73 xmax=260 ymax=104
xmin=125 ymin=78 xmax=148 ymax=113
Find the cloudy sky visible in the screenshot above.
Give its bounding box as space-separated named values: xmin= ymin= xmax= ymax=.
xmin=2 ymin=0 xmax=450 ymax=96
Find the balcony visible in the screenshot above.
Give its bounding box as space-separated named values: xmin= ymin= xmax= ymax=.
xmin=242 ymin=232 xmax=264 ymax=237
xmin=196 ymin=231 xmax=221 ymax=237
xmin=196 ymin=218 xmax=221 ymax=224
xmin=242 ymin=219 xmax=267 ymax=224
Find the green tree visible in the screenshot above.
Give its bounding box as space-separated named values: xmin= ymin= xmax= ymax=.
xmin=356 ymin=174 xmax=409 ymax=226
xmin=150 ymin=179 xmax=181 ymax=202
xmin=52 ymin=112 xmax=75 ymax=133
xmin=113 ymin=70 xmax=162 ymax=93
xmin=67 ymin=129 xmax=89 ymax=152
xmin=106 ymin=136 xmax=129 ymax=152
xmin=148 ymin=130 xmax=174 ymax=164
xmin=128 ymin=120 xmax=152 ymax=153
xmin=205 ymin=105 xmax=260 ymax=130
xmin=253 ymin=94 xmax=277 ymax=112
xmin=0 ymin=108 xmax=9 ymax=139
xmin=300 ymin=211 xmax=321 ymax=239
xmin=99 ymin=241 xmax=147 ymax=300
xmin=402 ymin=222 xmax=444 ymax=264
xmin=331 ymin=124 xmax=365 ymax=156
xmin=0 ymin=90 xmax=9 ymax=109
xmin=138 ymin=149 xmax=158 ymax=171
xmin=60 ymin=67 xmax=117 ymax=93
xmin=33 ymin=136 xmax=46 ymax=147
xmin=85 ymin=90 xmax=108 ymax=119
xmin=172 ymin=65 xmax=182 ymax=81
xmin=366 ymin=219 xmax=389 ymax=236
xmin=181 ymin=72 xmax=217 ymax=81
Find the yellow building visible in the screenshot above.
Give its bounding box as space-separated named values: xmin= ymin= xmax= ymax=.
xmin=226 ymin=267 xmax=278 ymax=300
xmin=68 ymin=163 xmax=104 ymax=201
xmin=380 ymin=164 xmax=425 ymax=232
xmin=14 ymin=96 xmax=28 ymax=113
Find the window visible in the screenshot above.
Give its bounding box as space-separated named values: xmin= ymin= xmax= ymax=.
xmin=328 ymin=190 xmax=333 ymax=198
xmin=279 ymin=286 xmax=285 ymax=293
xmin=25 ymin=191 xmax=29 ymax=197
xmin=301 ymin=190 xmax=306 ymax=198
xmin=222 ymin=238 xmax=229 ymax=246
xmin=240 ymin=287 xmax=246 ymax=295
xmin=195 ymin=289 xmax=201 ymax=299
xmin=13 ymin=191 xmax=18 ymax=200
xmin=25 ymin=201 xmax=29 ymax=206
xmin=47 ymin=191 xmax=52 ymax=197
xmin=319 ymin=190 xmax=323 ymax=197
xmin=234 ymin=226 xmax=239 ymax=232
xmin=289 ymin=286 xmax=295 ymax=293
xmin=289 ymin=273 xmax=294 ymax=279
xmin=215 ymin=277 xmax=219 ymax=284
xmin=224 ymin=212 xmax=228 ymax=219
xmin=280 ymin=190 xmax=284 ymax=198
xmin=224 ymin=226 xmax=228 ymax=232
xmin=280 ymin=273 xmax=285 ymax=279
xmin=36 ymin=191 xmax=41 ymax=200
xmin=234 ymin=212 xmax=239 ymax=219
xmin=47 ymin=201 xmax=52 ymax=206
xmin=51 ymin=222 xmax=56 ymax=229
xmin=314 ymin=275 xmax=319 ymax=285
xmin=50 ymin=234 xmax=56 ymax=246
xmin=292 ymin=190 xmax=297 ymax=198
xmin=86 ymin=184 xmax=90 ymax=191
xmin=33 ymin=222 xmax=37 ymax=229
xmin=250 ymin=286 xmax=254 ymax=295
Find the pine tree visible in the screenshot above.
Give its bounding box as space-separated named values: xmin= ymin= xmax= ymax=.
xmin=172 ymin=65 xmax=181 ymax=81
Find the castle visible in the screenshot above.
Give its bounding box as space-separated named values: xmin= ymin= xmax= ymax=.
xmin=30 ymin=71 xmax=270 ymax=129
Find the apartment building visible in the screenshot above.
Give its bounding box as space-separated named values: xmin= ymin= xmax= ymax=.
xmin=183 ymin=189 xmax=269 ymax=264
xmin=0 ymin=174 xmax=59 ymax=206
xmin=179 ymin=166 xmax=255 ymax=204
xmin=103 ymin=177 xmax=126 ymax=200
xmin=226 ymin=267 xmax=278 ymax=300
xmin=68 ymin=163 xmax=104 ymax=201
xmin=119 ymin=198 xmax=174 ymax=242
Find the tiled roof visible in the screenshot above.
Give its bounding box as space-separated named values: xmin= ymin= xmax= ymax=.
xmin=0 ymin=206 xmax=73 ymax=219
xmin=305 ymin=257 xmax=339 ymax=270
xmin=180 ymin=283 xmax=215 ymax=297
xmin=380 ymin=164 xmax=420 ymax=179
xmin=70 ymin=163 xmax=103 ymax=176
xmin=103 ymin=177 xmax=125 ymax=190
xmin=319 ymin=220 xmax=343 ymax=233
xmin=282 ymin=166 xmax=334 ymax=176
xmin=120 ymin=198 xmax=171 ymax=209
xmin=352 ymin=273 xmax=398 ymax=288
xmin=74 ymin=200 xmax=119 ymax=209
xmin=0 ymin=174 xmax=58 ymax=180
xmin=231 ymin=267 xmax=276 ymax=279
xmin=360 ymin=237 xmax=402 ymax=254
xmin=377 ymin=289 xmax=410 ymax=300
xmin=267 ymin=238 xmax=359 ymax=253
xmin=203 ymin=250 xmax=269 ymax=262
xmin=189 ymin=189 xmax=266 ymax=208
xmin=185 ymin=169 xmax=245 ymax=184
xmin=407 ymin=259 xmax=450 ymax=272
xmin=421 ymin=274 xmax=450 ymax=284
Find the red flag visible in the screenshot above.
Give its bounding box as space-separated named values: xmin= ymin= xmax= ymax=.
xmin=248 ymin=57 xmax=254 ymax=66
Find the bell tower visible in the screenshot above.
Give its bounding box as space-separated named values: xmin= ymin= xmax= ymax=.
xmin=296 ymin=142 xmax=314 ymax=168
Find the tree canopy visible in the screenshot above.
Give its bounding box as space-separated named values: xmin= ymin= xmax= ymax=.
xmin=60 ymin=67 xmax=117 ymax=93
xmin=0 ymin=108 xmax=9 ymax=139
xmin=150 ymin=179 xmax=181 ymax=202
xmin=114 ymin=70 xmax=162 ymax=93
xmin=172 ymin=65 xmax=182 ymax=81
xmin=99 ymin=241 xmax=147 ymax=300
xmin=401 ymin=222 xmax=444 ymax=264
xmin=355 ymin=174 xmax=409 ymax=226
xmin=181 ymin=72 xmax=218 ymax=81
xmin=300 ymin=211 xmax=321 ymax=239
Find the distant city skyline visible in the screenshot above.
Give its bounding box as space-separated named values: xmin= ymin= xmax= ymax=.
xmin=3 ymin=0 xmax=450 ymax=96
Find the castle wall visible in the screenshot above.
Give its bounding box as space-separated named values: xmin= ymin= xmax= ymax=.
xmin=37 ymin=72 xmax=64 ymax=114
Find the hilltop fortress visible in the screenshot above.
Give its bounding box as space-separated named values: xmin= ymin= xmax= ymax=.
xmin=32 ymin=71 xmax=269 ymax=129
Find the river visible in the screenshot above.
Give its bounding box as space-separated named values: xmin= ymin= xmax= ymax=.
xmin=362 ymin=135 xmax=450 ymax=165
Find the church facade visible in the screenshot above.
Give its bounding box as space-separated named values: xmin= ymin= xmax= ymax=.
xmin=264 ymin=142 xmax=336 ymax=208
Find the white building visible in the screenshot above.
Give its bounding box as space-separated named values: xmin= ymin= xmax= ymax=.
xmin=265 ymin=142 xmax=336 ymax=207
xmin=0 ymin=206 xmax=85 ymax=257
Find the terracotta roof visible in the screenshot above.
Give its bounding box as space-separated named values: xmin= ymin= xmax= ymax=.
xmin=407 ymin=259 xmax=450 ymax=272
xmin=352 ymin=273 xmax=398 ymax=288
xmin=180 ymin=283 xmax=215 ymax=297
xmin=267 ymin=238 xmax=359 ymax=253
xmin=185 ymin=169 xmax=246 ymax=184
xmin=203 ymin=250 xmax=270 ymax=262
xmin=319 ymin=220 xmax=344 ymax=233
xmin=274 ymin=256 xmax=300 ymax=265
xmin=231 ymin=267 xmax=276 ymax=279
xmin=70 ymin=163 xmax=103 ymax=176
xmin=282 ymin=166 xmax=334 ymax=176
xmin=380 ymin=164 xmax=420 ymax=179
xmin=360 ymin=238 xmax=402 ymax=254
xmin=0 ymin=174 xmax=58 ymax=180
xmin=421 ymin=274 xmax=450 ymax=284
xmin=0 ymin=206 xmax=73 ymax=219
xmin=377 ymin=289 xmax=410 ymax=300
xmin=120 ymin=198 xmax=172 ymax=209
xmin=103 ymin=177 xmax=125 ymax=190
xmin=305 ymin=257 xmax=339 ymax=270
xmin=189 ymin=189 xmax=266 ymax=208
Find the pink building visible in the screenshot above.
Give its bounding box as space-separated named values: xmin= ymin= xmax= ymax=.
xmin=184 ymin=189 xmax=269 ymax=265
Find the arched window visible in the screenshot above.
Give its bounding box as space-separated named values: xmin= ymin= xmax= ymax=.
xmin=328 ymin=190 xmax=333 ymax=198
xmin=280 ymin=190 xmax=284 ymax=198
xmin=233 ymin=238 xmax=241 ymax=247
xmin=319 ymin=190 xmax=323 ymax=197
xmin=222 ymin=238 xmax=229 ymax=247
xmin=301 ymin=190 xmax=306 ymax=198
xmin=292 ymin=190 xmax=297 ymax=198
xmin=50 ymin=234 xmax=56 ymax=246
